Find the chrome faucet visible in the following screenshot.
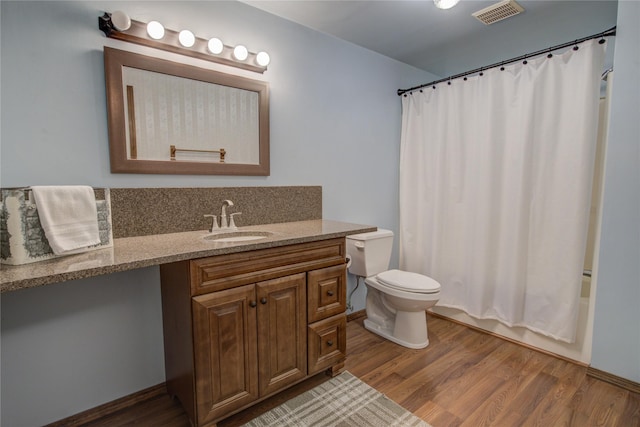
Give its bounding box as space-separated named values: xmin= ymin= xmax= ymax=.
xmin=220 ymin=200 xmax=234 ymax=229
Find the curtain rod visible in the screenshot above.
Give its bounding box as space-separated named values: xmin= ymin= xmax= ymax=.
xmin=397 ymin=26 xmax=617 ymax=96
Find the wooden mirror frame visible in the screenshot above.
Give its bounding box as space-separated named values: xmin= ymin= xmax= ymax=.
xmin=104 ymin=47 xmax=270 ymax=175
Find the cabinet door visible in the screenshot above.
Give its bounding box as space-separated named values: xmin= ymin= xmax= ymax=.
xmin=308 ymin=264 xmax=347 ymax=323
xmin=256 ymin=273 xmax=307 ymax=396
xmin=192 ymin=284 xmax=258 ymax=425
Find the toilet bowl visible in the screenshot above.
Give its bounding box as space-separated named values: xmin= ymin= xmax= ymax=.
xmin=363 ymin=269 xmax=440 ymax=348
xmin=346 ymin=230 xmax=441 ymax=349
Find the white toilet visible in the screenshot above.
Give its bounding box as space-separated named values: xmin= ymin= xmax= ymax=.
xmin=346 ymin=229 xmax=441 ymax=349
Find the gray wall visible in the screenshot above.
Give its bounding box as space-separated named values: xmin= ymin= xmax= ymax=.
xmin=591 ymin=0 xmax=640 ymax=384
xmin=0 ymin=1 xmax=433 ymax=425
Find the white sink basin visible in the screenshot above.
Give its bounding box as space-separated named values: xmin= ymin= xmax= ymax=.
xmin=202 ymin=231 xmax=273 ymax=243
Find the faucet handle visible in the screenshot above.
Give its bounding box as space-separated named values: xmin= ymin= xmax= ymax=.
xmin=229 ymin=212 xmax=242 ymax=230
xmin=204 ymin=214 xmax=219 ymax=233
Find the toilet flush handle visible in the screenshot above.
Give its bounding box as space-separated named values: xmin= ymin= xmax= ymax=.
xmin=354 ymin=242 xmax=365 ymax=250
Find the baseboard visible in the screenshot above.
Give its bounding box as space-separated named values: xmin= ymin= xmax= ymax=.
xmin=347 ymin=309 xmax=367 ymax=322
xmin=587 ymin=367 xmax=640 ymax=394
xmin=44 ymin=383 xmax=167 ymax=427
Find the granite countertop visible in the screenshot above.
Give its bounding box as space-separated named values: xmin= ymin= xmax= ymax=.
xmin=0 ymin=220 xmax=376 ymax=293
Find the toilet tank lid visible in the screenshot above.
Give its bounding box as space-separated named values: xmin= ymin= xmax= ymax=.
xmin=346 ymin=228 xmax=393 ymax=241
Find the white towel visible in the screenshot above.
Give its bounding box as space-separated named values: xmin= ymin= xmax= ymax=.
xmin=31 ymin=186 xmax=101 ymax=255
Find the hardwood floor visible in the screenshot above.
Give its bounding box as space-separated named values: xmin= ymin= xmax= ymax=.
xmin=81 ymin=315 xmax=640 ymax=427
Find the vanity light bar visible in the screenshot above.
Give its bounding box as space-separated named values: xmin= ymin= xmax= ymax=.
xmin=99 ymin=12 xmax=270 ymax=74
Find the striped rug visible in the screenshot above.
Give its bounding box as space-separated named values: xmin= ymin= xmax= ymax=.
xmin=242 ymin=371 xmax=431 ymax=427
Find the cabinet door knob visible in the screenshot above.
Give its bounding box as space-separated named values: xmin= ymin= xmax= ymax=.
xmin=327 ymin=290 xmax=334 ymax=296
xmin=260 ymin=297 xmax=267 ymax=304
xmin=249 ymin=300 xmax=257 ymax=308
xmin=327 ymin=340 xmax=334 ymax=346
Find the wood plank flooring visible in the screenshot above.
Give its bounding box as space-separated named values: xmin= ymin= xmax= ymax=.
xmin=81 ymin=315 xmax=640 ymax=427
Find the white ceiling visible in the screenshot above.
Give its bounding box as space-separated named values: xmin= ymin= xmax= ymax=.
xmin=243 ymin=0 xmax=618 ymax=78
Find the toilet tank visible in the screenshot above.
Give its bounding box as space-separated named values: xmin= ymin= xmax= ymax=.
xmin=346 ymin=229 xmax=394 ymax=277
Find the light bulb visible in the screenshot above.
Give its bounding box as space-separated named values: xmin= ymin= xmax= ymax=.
xmin=256 ymin=51 xmax=270 ymax=67
xmin=208 ymin=38 xmax=224 ymax=54
xmin=178 ymin=30 xmax=195 ymax=47
xmin=147 ymin=21 xmax=165 ymax=40
xmin=434 ymin=0 xmax=460 ymax=9
xmin=233 ymin=45 xmax=248 ymax=61
xmin=110 ymin=11 xmax=131 ymax=31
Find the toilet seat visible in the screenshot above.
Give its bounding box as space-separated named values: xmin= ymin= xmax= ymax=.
xmin=376 ymin=269 xmax=440 ymax=294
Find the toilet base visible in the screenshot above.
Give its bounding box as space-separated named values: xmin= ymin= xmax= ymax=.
xmin=363 ymin=310 xmax=430 ymax=349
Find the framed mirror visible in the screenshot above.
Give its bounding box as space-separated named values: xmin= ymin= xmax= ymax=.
xmin=103 ymin=47 xmax=269 ymax=175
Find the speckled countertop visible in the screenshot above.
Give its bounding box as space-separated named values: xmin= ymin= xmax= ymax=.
xmin=0 ymin=220 xmax=376 ymax=293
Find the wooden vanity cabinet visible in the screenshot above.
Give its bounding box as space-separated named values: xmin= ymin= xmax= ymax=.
xmin=160 ymin=238 xmax=348 ymax=427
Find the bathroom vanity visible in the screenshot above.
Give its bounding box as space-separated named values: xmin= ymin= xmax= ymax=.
xmin=160 ymin=237 xmax=349 ymax=426
xmin=0 ymin=215 xmax=375 ymax=427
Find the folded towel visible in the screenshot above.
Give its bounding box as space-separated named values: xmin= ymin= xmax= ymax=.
xmin=31 ymin=186 xmax=101 ymax=255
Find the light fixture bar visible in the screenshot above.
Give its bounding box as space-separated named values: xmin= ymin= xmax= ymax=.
xmin=99 ymin=13 xmax=268 ymax=74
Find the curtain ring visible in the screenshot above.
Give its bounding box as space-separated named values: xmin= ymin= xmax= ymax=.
xmin=500 ymin=62 xmax=505 ymax=71
xmin=479 ymin=68 xmax=484 ymax=77
xmin=573 ymin=40 xmax=579 ymax=51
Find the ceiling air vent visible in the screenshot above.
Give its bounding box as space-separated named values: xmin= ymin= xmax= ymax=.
xmin=472 ymin=0 xmax=524 ymax=25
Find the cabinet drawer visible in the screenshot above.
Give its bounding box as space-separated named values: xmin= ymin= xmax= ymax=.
xmin=307 ymin=264 xmax=346 ymax=323
xmin=307 ymin=314 xmax=347 ymax=375
xmin=190 ymin=239 xmax=346 ymax=296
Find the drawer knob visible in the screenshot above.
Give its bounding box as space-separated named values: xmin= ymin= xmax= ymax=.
xmin=260 ymin=297 xmax=267 ymax=304
xmin=327 ymin=290 xmax=334 ymax=296
xmin=327 ymin=340 xmax=334 ymax=346
xmin=249 ymin=300 xmax=257 ymax=308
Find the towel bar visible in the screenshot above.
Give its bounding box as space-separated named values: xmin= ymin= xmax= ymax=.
xmin=170 ymin=145 xmax=226 ymax=163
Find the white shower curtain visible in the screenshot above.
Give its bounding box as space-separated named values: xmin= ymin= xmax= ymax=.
xmin=399 ymin=39 xmax=606 ymax=343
